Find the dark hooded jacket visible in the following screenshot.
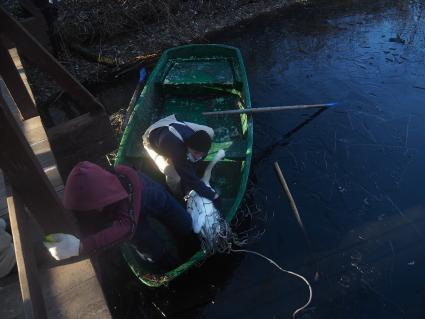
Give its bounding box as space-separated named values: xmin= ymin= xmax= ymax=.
xmin=64 ymin=161 xmax=142 ymax=255
xmin=149 ymin=123 xmax=216 ymax=200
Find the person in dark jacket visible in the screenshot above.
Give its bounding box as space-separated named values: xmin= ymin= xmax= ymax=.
xmin=143 ymin=114 xmax=221 ymax=208
xmin=0 ymin=218 xmax=16 ymax=278
xmin=44 ymin=161 xmax=194 ymax=270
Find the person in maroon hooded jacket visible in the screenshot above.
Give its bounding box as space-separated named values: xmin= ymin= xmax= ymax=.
xmin=44 ymin=161 xmax=195 ymax=270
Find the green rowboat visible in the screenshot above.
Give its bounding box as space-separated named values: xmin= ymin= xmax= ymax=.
xmin=115 ymin=44 xmax=253 ymax=287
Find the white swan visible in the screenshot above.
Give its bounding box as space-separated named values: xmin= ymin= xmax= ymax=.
xmin=187 ymin=150 xmax=227 ymax=252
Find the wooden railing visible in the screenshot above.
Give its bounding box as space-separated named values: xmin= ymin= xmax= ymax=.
xmin=0 ymin=5 xmax=114 ymax=318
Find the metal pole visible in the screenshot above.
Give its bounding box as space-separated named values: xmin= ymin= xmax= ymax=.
xmin=203 ymin=102 xmax=337 ymax=116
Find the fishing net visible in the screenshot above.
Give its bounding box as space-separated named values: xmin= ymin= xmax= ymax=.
xmin=186 ymin=191 xmax=232 ymax=255
xmin=186 ymin=180 xmax=269 ymax=255
xmin=230 ymin=180 xmax=269 ymax=246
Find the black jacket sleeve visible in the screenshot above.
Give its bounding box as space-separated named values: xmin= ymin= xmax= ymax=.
xmin=156 ymin=132 xmax=216 ymax=200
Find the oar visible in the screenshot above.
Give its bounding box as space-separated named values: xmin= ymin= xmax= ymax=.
xmin=120 ymin=67 xmax=148 ymax=133
xmin=203 ymin=102 xmax=337 ymax=116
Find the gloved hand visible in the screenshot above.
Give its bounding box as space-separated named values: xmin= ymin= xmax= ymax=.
xmin=43 ymin=233 xmax=80 ymax=261
xmin=212 ymin=194 xmax=222 ymax=211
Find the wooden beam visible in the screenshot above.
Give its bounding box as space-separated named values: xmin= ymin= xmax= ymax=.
xmin=41 ymin=259 xmax=112 ymax=318
xmin=0 ymin=87 xmax=74 ymax=234
xmin=0 ymin=40 xmax=37 ymax=119
xmin=5 ymin=182 xmax=112 ymax=319
xmin=18 ymin=0 xmax=50 ymax=47
xmin=0 ymin=5 xmax=104 ymax=114
xmin=47 ymin=112 xmax=118 ymax=178
xmin=6 ymin=181 xmax=48 ymax=319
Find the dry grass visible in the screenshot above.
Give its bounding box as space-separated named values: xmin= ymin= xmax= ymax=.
xmin=54 ymin=0 xmax=183 ymax=43
xmin=26 ymin=0 xmax=300 ymax=104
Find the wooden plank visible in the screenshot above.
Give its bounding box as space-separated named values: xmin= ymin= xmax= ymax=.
xmin=21 ymin=115 xmax=45 ymax=131
xmin=5 ymin=184 xmax=111 ymax=319
xmin=0 ymin=6 xmax=104 ymax=114
xmin=6 ymin=183 xmax=48 ymax=319
xmin=0 ymin=79 xmax=65 ymax=221
xmin=0 ymin=86 xmax=74 ymax=234
xmin=40 ymin=260 xmax=112 ymax=319
xmin=0 ymin=167 xmax=62 ymax=195
xmin=0 ymin=260 xmax=111 ymax=319
xmin=0 ymin=77 xmax=22 ymax=121
xmin=47 ymin=112 xmax=118 ymax=178
xmin=0 ymin=1 xmax=50 ymax=50
xmin=0 ymin=41 xmax=37 ymax=119
xmin=1 ymin=187 xmax=62 ymax=218
xmin=0 ymin=115 xmax=64 ymax=216
xmin=21 ymin=122 xmax=47 ymax=147
xmin=18 ymin=0 xmax=50 ymax=47
xmin=0 ymin=10 xmax=117 ymax=180
xmin=8 ymin=47 xmax=36 ymax=104
xmin=30 ymin=141 xmax=57 ymax=169
xmin=0 ymin=14 xmax=112 ymax=318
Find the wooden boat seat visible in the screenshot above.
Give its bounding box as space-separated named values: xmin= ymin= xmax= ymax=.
xmin=125 ymin=138 xmax=247 ymax=162
xmin=159 ymin=58 xmax=243 ymax=95
xmin=123 ymin=94 xmax=249 ymax=162
xmin=205 ymin=139 xmax=248 ymax=161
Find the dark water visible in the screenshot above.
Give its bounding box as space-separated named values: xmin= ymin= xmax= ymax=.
xmin=98 ymin=1 xmax=425 ymax=318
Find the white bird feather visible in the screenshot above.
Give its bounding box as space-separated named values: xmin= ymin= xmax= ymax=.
xmin=187 ymin=150 xmax=226 ymax=251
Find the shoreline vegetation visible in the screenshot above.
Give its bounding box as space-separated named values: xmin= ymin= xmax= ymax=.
xmin=2 ymin=0 xmax=307 ymax=105
xmin=3 ymin=0 xmax=396 ymax=113
xmin=54 ymin=0 xmax=305 ymax=71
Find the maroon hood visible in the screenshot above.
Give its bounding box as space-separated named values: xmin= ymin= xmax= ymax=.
xmin=64 ymin=161 xmax=128 ymax=211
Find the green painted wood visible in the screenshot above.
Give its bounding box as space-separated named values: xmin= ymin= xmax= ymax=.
xmin=115 ymin=44 xmax=253 ymax=287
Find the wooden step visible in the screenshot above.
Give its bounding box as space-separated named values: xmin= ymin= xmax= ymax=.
xmin=0 ymin=257 xmax=111 ymax=319
xmin=0 ymin=78 xmax=63 ymax=218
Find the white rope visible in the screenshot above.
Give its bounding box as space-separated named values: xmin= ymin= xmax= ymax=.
xmin=190 ymin=199 xmax=313 ymax=317
xmin=231 ymin=248 xmax=313 ymax=319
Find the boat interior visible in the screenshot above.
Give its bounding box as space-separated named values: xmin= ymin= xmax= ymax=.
xmin=118 ymin=48 xmax=252 ymax=277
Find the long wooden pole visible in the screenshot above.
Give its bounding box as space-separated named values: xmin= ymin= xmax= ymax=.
xmin=273 ymin=161 xmax=312 ymax=247
xmin=203 ymin=102 xmax=336 ymax=116
xmin=274 ymin=161 xmax=320 ymax=281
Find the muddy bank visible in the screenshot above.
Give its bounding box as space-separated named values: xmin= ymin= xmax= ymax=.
xmin=24 ymin=0 xmax=308 ymax=106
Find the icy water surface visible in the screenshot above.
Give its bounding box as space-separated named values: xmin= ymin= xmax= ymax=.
xmin=100 ymin=1 xmax=425 ymax=318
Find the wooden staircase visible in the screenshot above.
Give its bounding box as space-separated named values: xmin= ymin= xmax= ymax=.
xmin=0 ymin=5 xmax=117 ymax=318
